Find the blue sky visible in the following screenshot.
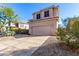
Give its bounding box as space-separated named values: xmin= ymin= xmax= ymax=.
xmin=0 ymin=3 xmax=79 ymax=24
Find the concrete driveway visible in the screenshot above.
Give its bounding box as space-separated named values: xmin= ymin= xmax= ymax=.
xmin=0 ymin=35 xmax=50 ymax=56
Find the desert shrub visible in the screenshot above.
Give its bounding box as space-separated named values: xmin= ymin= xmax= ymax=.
xmin=2 ymin=31 xmax=15 ymax=36
xmin=69 ymin=41 xmax=79 ymax=49
xmin=57 ymin=27 xmax=72 ymax=45
xmin=1 ymin=27 xmax=15 ymax=36
xmin=57 ymin=27 xmax=79 ymax=48
xmin=70 ymin=20 xmax=79 ymax=39
xmin=57 ymin=27 xmax=66 ymax=40
xmin=57 ymin=17 xmax=79 ymax=49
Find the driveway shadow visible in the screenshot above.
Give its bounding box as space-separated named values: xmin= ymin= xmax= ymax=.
xmin=9 ymin=47 xmax=37 ymax=56
xmin=0 ymin=47 xmax=37 ymax=56
xmin=14 ymin=34 xmax=48 ymax=39
xmin=14 ymin=34 xmax=30 ymax=39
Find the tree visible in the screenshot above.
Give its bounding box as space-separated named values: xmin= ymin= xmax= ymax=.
xmin=0 ymin=6 xmax=19 ymax=36
xmin=0 ymin=11 xmax=8 ymax=32
xmin=1 ymin=6 xmax=18 ymax=31
xmin=12 ymin=19 xmax=20 ymax=27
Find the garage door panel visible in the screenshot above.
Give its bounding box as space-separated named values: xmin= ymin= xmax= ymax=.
xmin=32 ymin=26 xmax=51 ymax=35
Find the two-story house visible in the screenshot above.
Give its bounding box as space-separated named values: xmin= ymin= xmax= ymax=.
xmin=29 ymin=5 xmax=59 ymax=35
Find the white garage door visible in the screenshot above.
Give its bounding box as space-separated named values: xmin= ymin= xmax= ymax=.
xmin=32 ymin=26 xmax=51 ymax=35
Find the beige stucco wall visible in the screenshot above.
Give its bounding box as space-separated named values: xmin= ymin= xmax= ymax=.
xmin=33 ymin=8 xmax=53 ymax=20
xmin=33 ymin=6 xmax=59 ymax=20
xmin=29 ymin=18 xmax=58 ymax=35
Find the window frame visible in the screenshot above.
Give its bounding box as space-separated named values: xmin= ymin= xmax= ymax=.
xmin=36 ymin=14 xmax=41 ymax=19
xmin=44 ymin=10 xmax=49 ymax=17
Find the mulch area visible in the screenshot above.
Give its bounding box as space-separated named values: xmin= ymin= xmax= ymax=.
xmin=32 ymin=36 xmax=79 ymax=56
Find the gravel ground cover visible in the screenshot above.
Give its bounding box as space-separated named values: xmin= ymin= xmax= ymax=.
xmin=32 ymin=36 xmax=79 ymax=56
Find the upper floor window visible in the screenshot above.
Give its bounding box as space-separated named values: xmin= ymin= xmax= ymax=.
xmin=36 ymin=14 xmax=40 ymax=19
xmin=44 ymin=10 xmax=49 ymax=17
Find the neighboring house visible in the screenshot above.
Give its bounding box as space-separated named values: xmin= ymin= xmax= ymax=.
xmin=18 ymin=23 xmax=29 ymax=29
xmin=5 ymin=23 xmax=29 ymax=29
xmin=29 ymin=5 xmax=59 ymax=36
xmin=5 ymin=23 xmax=16 ymax=27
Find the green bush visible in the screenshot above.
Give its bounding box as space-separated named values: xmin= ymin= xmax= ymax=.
xmin=11 ymin=27 xmax=29 ymax=34
xmin=57 ymin=27 xmax=79 ymax=48
xmin=69 ymin=42 xmax=79 ymax=49
xmin=57 ymin=17 xmax=79 ymax=49
xmin=3 ymin=31 xmax=15 ymax=36
xmin=57 ymin=27 xmax=66 ymax=40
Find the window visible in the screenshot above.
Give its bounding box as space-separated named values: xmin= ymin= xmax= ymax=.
xmin=44 ymin=10 xmax=49 ymax=17
xmin=36 ymin=14 xmax=40 ymax=19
